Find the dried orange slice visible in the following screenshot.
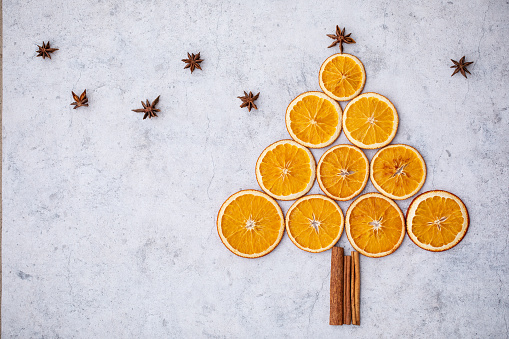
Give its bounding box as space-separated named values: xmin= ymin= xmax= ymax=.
xmin=370 ymin=144 xmax=426 ymax=200
xmin=286 ymin=195 xmax=344 ymax=253
xmin=256 ymin=140 xmax=316 ymax=201
xmin=317 ymin=144 xmax=369 ymax=201
xmin=217 ymin=190 xmax=285 ymax=258
xmin=406 ymin=190 xmax=469 ymax=252
xmin=319 ymin=54 xmax=366 ymax=101
xmin=285 ymin=91 xmax=342 ymax=148
xmin=343 ymin=93 xmax=398 ymax=149
xmin=346 ymin=193 xmax=405 ymax=258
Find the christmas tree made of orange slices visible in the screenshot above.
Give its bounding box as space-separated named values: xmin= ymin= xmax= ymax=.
xmin=217 ymin=42 xmax=469 ymax=259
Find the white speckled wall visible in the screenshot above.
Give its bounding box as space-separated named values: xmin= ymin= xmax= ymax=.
xmin=2 ymin=0 xmax=508 ymax=337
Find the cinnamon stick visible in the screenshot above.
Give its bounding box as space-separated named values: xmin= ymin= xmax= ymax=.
xmin=352 ymin=251 xmax=361 ymax=325
xmin=351 ymin=252 xmax=357 ymax=325
xmin=343 ymin=255 xmax=352 ymax=325
xmin=330 ymin=247 xmax=344 ymax=325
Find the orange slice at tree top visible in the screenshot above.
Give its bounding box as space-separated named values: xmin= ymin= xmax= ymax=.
xmin=319 ymin=53 xmax=366 ymax=101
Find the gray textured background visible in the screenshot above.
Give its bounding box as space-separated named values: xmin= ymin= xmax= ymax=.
xmin=2 ymin=0 xmax=509 ymax=338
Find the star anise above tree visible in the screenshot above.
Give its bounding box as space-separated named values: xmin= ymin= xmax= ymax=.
xmin=327 ymin=26 xmax=356 ymax=54
xmin=182 ymin=52 xmax=203 ymax=73
xmin=132 ymin=96 xmax=161 ymax=119
xmin=70 ymin=90 xmax=88 ymax=109
xmin=36 ymin=41 xmax=59 ymax=59
xmin=450 ymin=56 xmax=474 ymax=78
xmin=238 ymin=91 xmax=259 ymax=112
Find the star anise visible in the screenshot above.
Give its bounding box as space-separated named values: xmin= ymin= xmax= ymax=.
xmin=238 ymin=91 xmax=259 ymax=112
xmin=182 ymin=52 xmax=203 ymax=73
xmin=450 ymin=56 xmax=474 ymax=78
xmin=327 ymin=26 xmax=356 ymax=54
xmin=36 ymin=41 xmax=59 ymax=59
xmin=70 ymin=90 xmax=88 ymax=109
xmin=132 ymin=96 xmax=161 ymax=119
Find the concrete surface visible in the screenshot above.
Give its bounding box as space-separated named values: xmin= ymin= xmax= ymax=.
xmin=2 ymin=0 xmax=509 ymax=338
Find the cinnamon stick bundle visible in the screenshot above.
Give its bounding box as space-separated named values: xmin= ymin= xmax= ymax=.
xmin=330 ymin=247 xmax=344 ymax=325
xmin=343 ymin=256 xmax=352 ymax=325
xmin=352 ymin=251 xmax=361 ymax=325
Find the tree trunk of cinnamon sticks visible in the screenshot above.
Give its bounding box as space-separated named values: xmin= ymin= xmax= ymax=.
xmin=330 ymin=248 xmax=360 ymax=326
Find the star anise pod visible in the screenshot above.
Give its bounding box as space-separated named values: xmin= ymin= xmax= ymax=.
xmin=327 ymin=26 xmax=356 ymax=54
xmin=450 ymin=56 xmax=474 ymax=78
xmin=182 ymin=52 xmax=203 ymax=73
xmin=132 ymin=96 xmax=161 ymax=119
xmin=36 ymin=41 xmax=59 ymax=59
xmin=238 ymin=91 xmax=259 ymax=112
xmin=70 ymin=90 xmax=88 ymax=109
